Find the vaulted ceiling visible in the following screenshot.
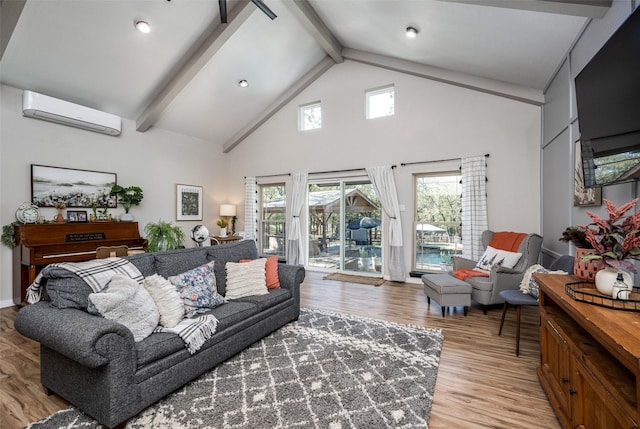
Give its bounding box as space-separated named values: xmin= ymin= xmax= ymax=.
xmin=0 ymin=0 xmax=608 ymax=152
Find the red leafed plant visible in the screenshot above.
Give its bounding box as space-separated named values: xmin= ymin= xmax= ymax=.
xmin=578 ymin=198 xmax=640 ymax=273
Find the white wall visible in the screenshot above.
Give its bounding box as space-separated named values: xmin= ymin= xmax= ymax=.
xmin=226 ymin=61 xmax=542 ymax=277
xmin=0 ymin=84 xmax=227 ymax=307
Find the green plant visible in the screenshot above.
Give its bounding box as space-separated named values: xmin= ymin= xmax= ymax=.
xmin=216 ymin=218 xmax=228 ymax=228
xmin=578 ymin=198 xmax=640 ymax=272
xmin=110 ymin=185 xmax=143 ymax=213
xmin=2 ymin=222 xmax=18 ymax=248
xmin=144 ymin=220 xmax=185 ymax=252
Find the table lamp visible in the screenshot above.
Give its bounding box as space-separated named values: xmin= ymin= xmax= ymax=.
xmin=220 ymin=204 xmax=236 ymax=235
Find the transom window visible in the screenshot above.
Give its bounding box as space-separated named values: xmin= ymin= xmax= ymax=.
xmin=366 ymin=85 xmax=394 ymax=119
xmin=299 ymin=101 xmax=322 ymax=131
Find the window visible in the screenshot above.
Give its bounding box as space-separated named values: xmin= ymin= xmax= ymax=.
xmin=366 ymin=85 xmax=394 ymax=119
xmin=299 ymin=101 xmax=322 ymax=131
xmin=414 ymin=172 xmax=462 ymax=272
xmin=259 ymin=184 xmax=286 ymax=258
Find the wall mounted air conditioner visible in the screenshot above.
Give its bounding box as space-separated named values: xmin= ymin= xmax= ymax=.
xmin=22 ymin=90 xmax=121 ymax=136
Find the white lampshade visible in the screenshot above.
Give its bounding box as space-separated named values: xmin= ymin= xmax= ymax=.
xmin=220 ymin=204 xmax=236 ymax=217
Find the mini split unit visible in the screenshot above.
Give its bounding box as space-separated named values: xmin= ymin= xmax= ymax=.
xmin=22 ymin=90 xmax=121 ymax=136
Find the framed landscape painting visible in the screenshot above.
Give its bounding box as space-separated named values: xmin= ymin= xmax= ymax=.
xmin=31 ymin=164 xmax=117 ymax=208
xmin=176 ymin=184 xmax=203 ymax=221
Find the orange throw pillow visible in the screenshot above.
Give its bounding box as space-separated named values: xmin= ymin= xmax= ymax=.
xmin=240 ymin=255 xmax=280 ymax=289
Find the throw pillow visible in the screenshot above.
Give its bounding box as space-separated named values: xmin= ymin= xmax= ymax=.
xmin=240 ymin=255 xmax=280 ymax=289
xmin=143 ymin=274 xmax=185 ymax=328
xmin=475 ymin=246 xmax=522 ymax=272
xmin=88 ymin=275 xmax=159 ymax=342
xmin=520 ymin=264 xmax=568 ymax=299
xmin=225 ymin=258 xmax=269 ymax=299
xmin=168 ymin=261 xmax=226 ymax=318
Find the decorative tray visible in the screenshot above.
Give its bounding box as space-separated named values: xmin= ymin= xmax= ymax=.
xmin=565 ymin=281 xmax=640 ymax=312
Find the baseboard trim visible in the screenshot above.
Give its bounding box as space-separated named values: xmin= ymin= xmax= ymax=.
xmin=0 ymin=299 xmax=17 ymax=309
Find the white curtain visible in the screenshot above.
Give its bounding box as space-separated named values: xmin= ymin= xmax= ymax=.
xmin=286 ymin=172 xmax=307 ymax=265
xmin=461 ymin=156 xmax=488 ymax=260
xmin=366 ymin=166 xmax=406 ymax=282
xmin=243 ymin=177 xmax=258 ymax=241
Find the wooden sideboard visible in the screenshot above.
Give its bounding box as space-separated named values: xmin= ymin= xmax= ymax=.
xmin=12 ymin=222 xmax=146 ymax=305
xmin=535 ymin=273 xmax=640 ymax=429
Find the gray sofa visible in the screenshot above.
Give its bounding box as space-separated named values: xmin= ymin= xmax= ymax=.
xmin=15 ymin=240 xmax=305 ymax=428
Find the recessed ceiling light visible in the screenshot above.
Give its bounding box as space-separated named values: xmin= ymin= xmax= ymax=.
xmin=135 ymin=20 xmax=151 ymax=33
xmin=405 ymin=26 xmax=418 ymax=38
xmin=238 ymin=80 xmax=249 ymax=88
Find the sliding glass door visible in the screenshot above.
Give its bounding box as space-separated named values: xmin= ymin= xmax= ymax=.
xmin=307 ymin=179 xmax=382 ymax=274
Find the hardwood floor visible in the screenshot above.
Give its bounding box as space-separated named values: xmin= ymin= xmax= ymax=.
xmin=0 ymin=270 xmax=560 ymax=429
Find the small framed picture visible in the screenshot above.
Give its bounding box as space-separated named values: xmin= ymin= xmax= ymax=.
xmin=67 ymin=210 xmax=88 ymax=223
xmin=176 ymin=184 xmax=203 ymax=221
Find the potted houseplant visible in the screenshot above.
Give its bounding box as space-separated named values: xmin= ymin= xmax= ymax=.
xmin=216 ymin=218 xmax=228 ymax=237
xmin=144 ymin=220 xmax=184 ymax=252
xmin=575 ymin=198 xmax=640 ymax=295
xmin=110 ymin=185 xmax=143 ymax=221
xmin=559 ymin=226 xmax=601 ymax=282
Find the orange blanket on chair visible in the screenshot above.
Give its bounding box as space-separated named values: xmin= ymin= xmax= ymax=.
xmin=453 ymin=269 xmax=490 ymax=280
xmin=489 ymin=231 xmax=527 ymax=252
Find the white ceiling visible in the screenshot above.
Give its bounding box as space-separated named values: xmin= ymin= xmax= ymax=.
xmin=0 ymin=0 xmax=601 ymax=151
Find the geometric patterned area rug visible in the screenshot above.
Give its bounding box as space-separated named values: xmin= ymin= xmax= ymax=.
xmin=24 ymin=308 xmax=443 ymax=429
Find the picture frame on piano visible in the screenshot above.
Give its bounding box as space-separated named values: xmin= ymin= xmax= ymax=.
xmin=67 ymin=210 xmax=88 ymax=223
xmin=176 ymin=184 xmax=203 ymax=221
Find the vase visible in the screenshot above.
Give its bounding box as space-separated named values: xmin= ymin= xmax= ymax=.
xmin=120 ymin=212 xmax=134 ymax=222
xmin=574 ymin=248 xmax=604 ymax=282
xmin=55 ymin=211 xmax=64 ymax=224
xmin=219 ymin=227 xmax=227 ymax=237
xmin=595 ymin=267 xmax=633 ymax=296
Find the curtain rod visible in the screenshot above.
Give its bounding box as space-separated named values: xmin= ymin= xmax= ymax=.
xmin=245 ymin=173 xmax=292 ymax=179
xmin=308 ymin=165 xmax=396 ymax=176
xmin=400 ymin=153 xmax=489 ymax=167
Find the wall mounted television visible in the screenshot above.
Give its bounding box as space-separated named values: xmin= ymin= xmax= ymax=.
xmin=576 ymin=6 xmax=640 ymax=188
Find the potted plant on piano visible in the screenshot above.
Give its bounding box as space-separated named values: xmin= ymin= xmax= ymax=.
xmin=110 ymin=185 xmax=143 ymax=221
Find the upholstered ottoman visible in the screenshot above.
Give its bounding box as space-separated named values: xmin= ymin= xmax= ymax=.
xmin=422 ymin=274 xmax=472 ymax=317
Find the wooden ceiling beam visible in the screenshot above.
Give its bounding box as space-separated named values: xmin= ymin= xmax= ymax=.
xmin=438 ymin=0 xmax=611 ymax=18
xmin=283 ymin=0 xmax=343 ymax=63
xmin=0 ymin=0 xmax=26 ymax=60
xmin=136 ymin=0 xmax=254 ymax=133
xmin=343 ymin=49 xmax=545 ymax=106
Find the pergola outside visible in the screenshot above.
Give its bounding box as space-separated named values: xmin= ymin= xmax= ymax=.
xmin=263 ymin=188 xmax=381 ymax=254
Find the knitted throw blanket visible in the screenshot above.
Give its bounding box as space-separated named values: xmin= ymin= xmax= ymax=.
xmin=489 ymin=231 xmax=527 ymax=252
xmin=154 ymin=315 xmax=219 ymax=354
xmin=26 ymin=257 xmax=144 ymax=304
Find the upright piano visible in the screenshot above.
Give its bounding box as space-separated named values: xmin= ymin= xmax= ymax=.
xmin=13 ymin=222 xmax=146 ymax=305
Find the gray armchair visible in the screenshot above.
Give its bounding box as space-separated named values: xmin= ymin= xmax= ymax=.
xmin=452 ymin=230 xmax=543 ymax=313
